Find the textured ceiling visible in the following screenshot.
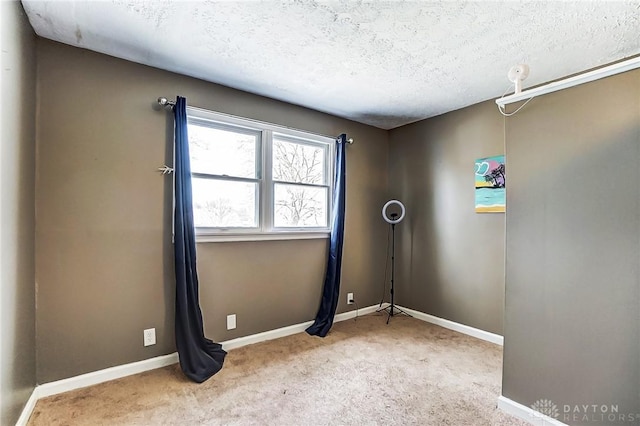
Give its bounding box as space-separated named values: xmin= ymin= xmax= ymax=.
xmin=22 ymin=1 xmax=640 ymax=129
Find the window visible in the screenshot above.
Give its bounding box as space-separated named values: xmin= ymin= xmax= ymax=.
xmin=186 ymin=108 xmax=333 ymax=240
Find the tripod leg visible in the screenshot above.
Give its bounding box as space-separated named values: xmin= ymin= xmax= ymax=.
xmin=391 ymin=305 xmax=412 ymax=317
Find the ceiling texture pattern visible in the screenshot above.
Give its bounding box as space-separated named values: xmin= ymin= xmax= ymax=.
xmin=22 ymin=1 xmax=640 ymax=129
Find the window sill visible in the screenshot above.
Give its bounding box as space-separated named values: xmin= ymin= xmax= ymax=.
xmin=196 ymin=232 xmax=330 ymax=243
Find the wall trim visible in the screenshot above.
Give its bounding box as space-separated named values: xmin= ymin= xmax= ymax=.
xmin=35 ymin=353 xmax=180 ymax=400
xmin=222 ymin=321 xmax=312 ymax=351
xmin=17 ymin=353 xmax=182 ymax=424
xmin=498 ymin=395 xmax=568 ymax=426
xmin=18 ymin=304 xmax=498 ymax=424
xmin=16 ymin=303 xmax=382 ymax=425
xmin=221 ymin=303 xmax=382 ymax=350
xmin=15 ymin=389 xmax=40 ymax=426
xmin=396 ymin=305 xmax=504 ymax=345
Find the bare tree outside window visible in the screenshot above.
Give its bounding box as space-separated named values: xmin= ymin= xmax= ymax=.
xmin=188 ymin=124 xmax=259 ymax=228
xmin=186 ymin=108 xmax=333 ymax=234
xmin=273 ymin=139 xmax=328 ymax=227
xmin=191 ymin=179 xmax=256 ymax=228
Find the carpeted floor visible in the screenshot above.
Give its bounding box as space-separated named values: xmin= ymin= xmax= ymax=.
xmin=28 ymin=314 xmax=529 ymax=425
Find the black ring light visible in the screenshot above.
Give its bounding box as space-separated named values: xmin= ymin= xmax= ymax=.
xmin=377 ymin=199 xmax=411 ymax=324
xmin=382 ymin=199 xmax=405 ymax=224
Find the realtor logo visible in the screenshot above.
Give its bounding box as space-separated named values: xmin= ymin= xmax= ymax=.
xmin=531 ymin=399 xmax=560 ymax=419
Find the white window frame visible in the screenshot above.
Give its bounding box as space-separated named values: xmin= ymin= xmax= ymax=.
xmin=186 ymin=107 xmax=334 ymax=242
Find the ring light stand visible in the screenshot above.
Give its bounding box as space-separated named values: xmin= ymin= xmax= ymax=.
xmin=378 ymin=200 xmax=411 ymax=324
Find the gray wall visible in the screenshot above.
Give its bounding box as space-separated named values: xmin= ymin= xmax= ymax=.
xmin=503 ymin=69 xmax=640 ymax=423
xmin=35 ymin=39 xmax=389 ymax=383
xmin=0 ymin=1 xmax=37 ymax=424
xmin=388 ymin=101 xmax=505 ymax=335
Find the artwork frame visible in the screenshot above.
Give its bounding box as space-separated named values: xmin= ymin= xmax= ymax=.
xmin=475 ymin=155 xmax=505 ymax=213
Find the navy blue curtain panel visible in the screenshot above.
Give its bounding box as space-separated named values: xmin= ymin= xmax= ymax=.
xmin=173 ymin=96 xmax=226 ymax=382
xmin=306 ymin=134 xmax=347 ymax=337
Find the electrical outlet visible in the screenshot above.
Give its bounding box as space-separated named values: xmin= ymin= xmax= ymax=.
xmin=347 ymin=292 xmax=354 ymax=304
xmin=227 ymin=314 xmax=237 ymax=330
xmin=143 ymin=328 xmax=156 ymax=346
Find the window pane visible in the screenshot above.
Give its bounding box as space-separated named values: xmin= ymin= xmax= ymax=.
xmin=192 ymin=178 xmax=257 ymax=228
xmin=272 ymin=138 xmax=325 ymax=184
xmin=188 ymin=124 xmax=258 ymax=178
xmin=274 ymin=183 xmax=328 ymax=228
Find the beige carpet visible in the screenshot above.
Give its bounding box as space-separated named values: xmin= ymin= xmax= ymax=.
xmin=28 ymin=314 xmax=528 ymax=425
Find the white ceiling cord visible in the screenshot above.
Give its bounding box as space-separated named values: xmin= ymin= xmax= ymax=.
xmin=497 ymin=64 xmax=534 ymax=117
xmin=496 ymin=84 xmax=534 ymax=117
xmin=497 ymin=97 xmax=534 ymax=117
xmin=496 ymin=57 xmax=640 ymax=116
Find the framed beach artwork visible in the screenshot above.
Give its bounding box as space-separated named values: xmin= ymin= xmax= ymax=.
xmin=475 ymin=155 xmax=505 ymax=213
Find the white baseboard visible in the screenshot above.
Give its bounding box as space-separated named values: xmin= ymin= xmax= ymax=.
xmin=221 ymin=321 xmax=313 ymax=351
xmin=336 ymin=303 xmax=384 ymax=322
xmin=498 ymin=395 xmax=568 ymax=426
xmin=15 ymin=352 xmax=178 ymax=426
xmin=396 ymin=305 xmax=504 ymax=346
xmin=35 ymin=353 xmax=179 ymax=400
xmin=15 ymin=388 xmax=39 ymax=426
xmin=221 ymin=303 xmax=382 ymax=350
xmin=20 ymin=304 xmax=491 ymax=424
xmin=16 ymin=304 xmax=380 ymax=425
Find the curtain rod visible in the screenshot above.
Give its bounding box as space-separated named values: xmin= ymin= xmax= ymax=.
xmin=496 ymin=56 xmax=640 ymax=107
xmin=157 ymin=97 xmax=354 ymax=144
